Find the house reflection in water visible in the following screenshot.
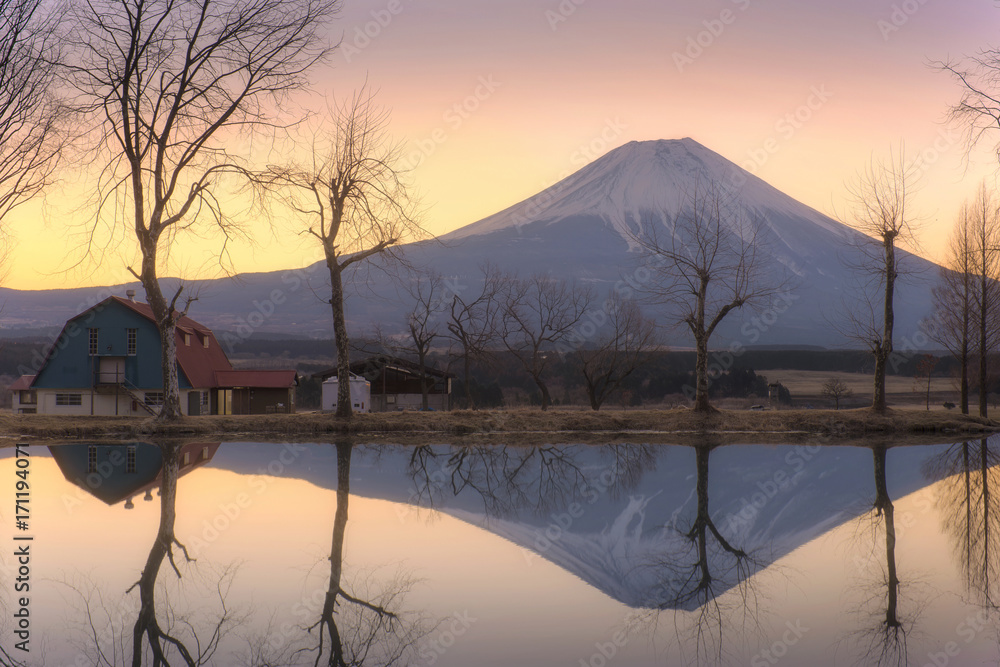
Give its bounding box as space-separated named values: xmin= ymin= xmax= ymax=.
xmin=47 ymin=442 xmax=220 ymax=508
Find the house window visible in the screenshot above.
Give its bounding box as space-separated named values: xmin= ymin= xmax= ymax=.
xmin=202 ymin=334 xmax=209 ymax=349
xmin=201 ymin=391 xmax=209 ymax=408
xmin=126 ymin=328 xmax=137 ymax=356
xmin=184 ymin=333 xmax=191 ymax=346
xmin=87 ymin=446 xmax=97 ymax=473
xmin=88 ymin=329 xmax=98 ymax=356
xmin=144 ymin=392 xmax=164 ymax=407
xmin=56 ymin=393 xmax=82 ymax=406
xmin=126 ymin=445 xmax=136 ymax=474
xmin=18 ymin=390 xmax=36 ymax=405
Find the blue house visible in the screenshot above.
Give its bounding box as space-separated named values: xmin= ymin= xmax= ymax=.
xmin=13 ymin=294 xmax=297 ymax=416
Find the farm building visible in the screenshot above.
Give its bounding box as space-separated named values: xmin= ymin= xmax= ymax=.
xmin=11 ymin=293 xmax=297 ymax=416
xmin=316 ymin=355 xmax=453 ymax=412
xmin=321 ymin=373 xmax=372 ymax=413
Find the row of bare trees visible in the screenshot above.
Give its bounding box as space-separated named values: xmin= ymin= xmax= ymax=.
xmin=931 ymin=185 xmax=1000 ymax=417
xmin=383 ymin=265 xmax=657 ymax=411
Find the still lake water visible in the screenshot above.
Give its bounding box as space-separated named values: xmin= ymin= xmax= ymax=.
xmin=3 ymin=438 xmax=1000 ymax=666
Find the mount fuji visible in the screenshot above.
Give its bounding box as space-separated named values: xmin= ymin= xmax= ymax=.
xmin=0 ymin=139 xmax=938 ymax=348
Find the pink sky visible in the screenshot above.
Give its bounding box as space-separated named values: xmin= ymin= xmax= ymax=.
xmin=7 ymin=0 xmax=1000 ymax=289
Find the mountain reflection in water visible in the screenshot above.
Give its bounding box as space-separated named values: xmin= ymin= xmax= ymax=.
xmin=1 ymin=438 xmax=1000 ymax=665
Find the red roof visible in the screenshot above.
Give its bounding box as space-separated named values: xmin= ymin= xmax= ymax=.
xmin=9 ymin=375 xmax=35 ymax=391
xmin=214 ymin=370 xmax=298 ymax=388
xmin=111 ymin=297 xmax=234 ymax=388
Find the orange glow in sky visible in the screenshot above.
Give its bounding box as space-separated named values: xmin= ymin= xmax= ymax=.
xmin=6 ymin=0 xmax=1000 ymax=290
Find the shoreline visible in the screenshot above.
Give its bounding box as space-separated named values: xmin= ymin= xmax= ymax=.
xmin=0 ymin=408 xmax=996 ymax=446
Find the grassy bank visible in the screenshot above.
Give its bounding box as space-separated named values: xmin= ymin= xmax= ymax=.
xmin=0 ymin=408 xmax=995 ymax=444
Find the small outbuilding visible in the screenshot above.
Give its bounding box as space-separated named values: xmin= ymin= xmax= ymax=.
xmin=322 ymin=373 xmax=372 ymax=413
xmin=315 ymin=355 xmax=454 ymax=412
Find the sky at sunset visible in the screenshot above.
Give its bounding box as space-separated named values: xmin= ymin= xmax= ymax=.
xmin=7 ymin=0 xmax=1000 ymax=290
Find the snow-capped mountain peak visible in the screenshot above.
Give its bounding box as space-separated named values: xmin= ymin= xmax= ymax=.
xmin=441 ymin=138 xmax=850 ymax=247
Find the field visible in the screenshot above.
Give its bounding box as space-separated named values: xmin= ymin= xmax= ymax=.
xmin=767 ymin=369 xmax=960 ymax=410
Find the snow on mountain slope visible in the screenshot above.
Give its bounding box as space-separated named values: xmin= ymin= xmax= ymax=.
xmin=442 ymin=138 xmax=852 ymax=252
xmin=206 ymin=440 xmax=959 ymax=611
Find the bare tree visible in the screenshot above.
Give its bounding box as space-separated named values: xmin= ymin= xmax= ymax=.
xmin=500 ymin=274 xmax=592 ymax=411
xmin=445 ymin=263 xmax=505 ymax=410
xmin=930 ymin=204 xmax=975 ymax=414
xmin=631 ymin=186 xmax=778 ymax=413
xmin=0 ymin=0 xmax=63 ymax=270
xmin=820 ymin=378 xmax=852 ymax=410
xmin=395 ymin=270 xmax=444 ymax=411
xmin=969 ymin=183 xmax=1000 ymax=417
xmin=913 ymin=354 xmax=937 ymax=411
xmin=264 ymin=90 xmax=424 ymax=420
xmin=842 ymin=150 xmax=916 ymax=414
xmin=62 ymin=0 xmax=338 ymax=420
xmin=574 ymin=294 xmax=658 ymax=411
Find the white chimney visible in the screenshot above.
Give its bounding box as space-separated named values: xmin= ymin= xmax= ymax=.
xmin=126 ymin=289 xmax=136 ymax=302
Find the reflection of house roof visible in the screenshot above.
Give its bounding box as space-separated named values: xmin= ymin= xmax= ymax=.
xmin=215 ymin=370 xmax=298 ymax=388
xmin=48 ymin=442 xmax=220 ymax=506
xmin=10 ymin=375 xmax=35 ymax=391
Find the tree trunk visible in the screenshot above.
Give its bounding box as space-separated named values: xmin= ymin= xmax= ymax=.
xmin=418 ymin=349 xmax=429 ymax=411
xmin=328 ymin=261 xmax=353 ymax=421
xmin=962 ymin=339 xmax=970 ymax=415
xmin=535 ymin=376 xmax=552 ymax=411
xmin=463 ymin=350 xmax=474 ymax=410
xmin=318 ymin=442 xmax=352 ymax=666
xmin=962 ymin=294 xmax=970 ymax=414
xmin=872 ymin=347 xmax=888 ymax=413
xmin=980 ymin=269 xmax=989 ymax=417
xmin=873 ymin=239 xmax=896 ymax=414
xmin=693 ymin=333 xmax=713 ymax=413
xmin=872 ymin=445 xmax=901 ymax=628
xmin=131 ymin=443 xmax=192 ymax=666
xmin=141 ymin=260 xmax=184 ymax=421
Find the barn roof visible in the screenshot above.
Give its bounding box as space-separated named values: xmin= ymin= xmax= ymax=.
xmin=215 ymin=369 xmax=298 ymax=388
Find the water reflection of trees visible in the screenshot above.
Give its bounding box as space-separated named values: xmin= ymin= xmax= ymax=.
xmin=650 ymin=445 xmax=763 ymax=665
xmin=849 ymin=443 xmax=910 ymax=667
xmin=61 ymin=440 xmax=425 ymax=666
xmin=925 ymin=438 xmax=1000 ymax=607
xmin=404 ymin=443 xmax=655 ymax=518
xmin=61 ymin=441 xmax=239 ymax=666
xmin=285 ymin=441 xmax=427 ymax=667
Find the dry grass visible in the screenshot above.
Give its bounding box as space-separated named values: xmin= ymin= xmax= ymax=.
xmin=0 ymin=406 xmax=994 ymax=447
